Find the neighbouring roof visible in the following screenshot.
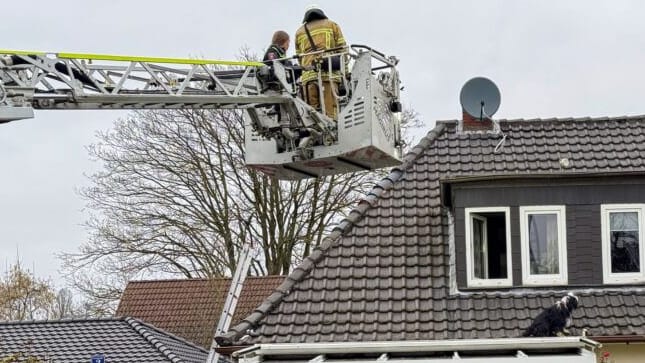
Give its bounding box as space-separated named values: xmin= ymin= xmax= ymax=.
xmin=116 ymin=276 xmax=284 ymax=349
xmin=0 ymin=317 xmax=207 ymax=363
xmin=219 ymin=115 xmax=645 ymax=345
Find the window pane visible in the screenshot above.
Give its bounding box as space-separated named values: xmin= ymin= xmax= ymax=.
xmin=472 ymin=218 xmax=485 ymax=279
xmin=610 ymin=212 xmax=640 ymax=273
xmin=486 ymin=213 xmax=508 ymax=279
xmin=610 ymin=212 xmax=639 ymax=231
xmin=528 ymin=213 xmax=559 ymax=275
xmin=470 ymin=212 xmax=507 ymax=280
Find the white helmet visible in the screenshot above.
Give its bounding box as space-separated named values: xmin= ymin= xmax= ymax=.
xmin=303 ymin=4 xmax=327 ymax=22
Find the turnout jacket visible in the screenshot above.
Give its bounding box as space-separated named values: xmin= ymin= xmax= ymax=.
xmin=295 ymin=18 xmax=346 ymax=83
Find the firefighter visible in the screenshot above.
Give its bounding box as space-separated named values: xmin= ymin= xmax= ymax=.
xmin=295 ymin=5 xmax=346 ymax=120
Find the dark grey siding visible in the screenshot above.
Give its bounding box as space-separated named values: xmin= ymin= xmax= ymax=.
xmin=451 ymin=176 xmax=645 ymax=289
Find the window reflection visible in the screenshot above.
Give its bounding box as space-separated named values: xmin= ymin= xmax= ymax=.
xmin=609 ymin=212 xmax=640 ymax=273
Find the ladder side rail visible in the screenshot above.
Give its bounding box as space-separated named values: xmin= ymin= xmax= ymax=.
xmin=213 ymin=250 xmax=254 ymax=338
xmin=214 ymin=246 xmax=255 ymax=335
xmin=1 ymin=54 xmax=264 ymax=103
xmin=30 ymin=94 xmax=292 ymax=111
xmin=206 ymin=352 xmax=221 ymax=363
xmin=207 ymin=245 xmax=256 ymax=363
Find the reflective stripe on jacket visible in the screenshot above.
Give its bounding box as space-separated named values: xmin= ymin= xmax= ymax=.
xmin=295 ymin=18 xmax=346 ymax=84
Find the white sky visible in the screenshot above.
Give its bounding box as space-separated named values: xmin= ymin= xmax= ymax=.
xmin=2 ymin=0 xmax=645 ymax=284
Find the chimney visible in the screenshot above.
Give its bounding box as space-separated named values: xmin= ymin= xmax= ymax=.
xmin=460 ymin=110 xmax=495 ymax=132
xmin=458 ymin=77 xmax=501 ymax=133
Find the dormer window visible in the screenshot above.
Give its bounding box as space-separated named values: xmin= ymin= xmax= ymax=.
xmin=465 ymin=207 xmax=512 ymax=287
xmin=602 ymin=204 xmax=645 ymax=284
xmin=519 ymin=206 xmax=568 ymax=286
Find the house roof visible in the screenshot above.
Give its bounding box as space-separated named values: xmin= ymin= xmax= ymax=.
xmin=0 ymin=317 xmax=207 ymax=363
xmin=116 ymin=276 xmax=284 ymax=349
xmin=218 ymin=115 xmax=645 ymax=345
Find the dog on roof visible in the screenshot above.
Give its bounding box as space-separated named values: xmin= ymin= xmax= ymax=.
xmin=522 ymin=293 xmax=579 ymax=337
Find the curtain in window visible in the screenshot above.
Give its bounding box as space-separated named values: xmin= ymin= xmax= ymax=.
xmin=609 ymin=212 xmax=640 ymax=273
xmin=528 ymin=213 xmax=559 ymax=275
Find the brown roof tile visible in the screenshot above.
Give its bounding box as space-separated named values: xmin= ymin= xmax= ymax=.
xmin=116 ymin=275 xmax=283 ymax=348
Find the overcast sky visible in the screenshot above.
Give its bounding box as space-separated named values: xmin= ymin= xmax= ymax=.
xmin=2 ymin=0 xmax=645 ymax=284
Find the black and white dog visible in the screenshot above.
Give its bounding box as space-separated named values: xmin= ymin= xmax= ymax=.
xmin=523 ymin=293 xmax=579 ymax=337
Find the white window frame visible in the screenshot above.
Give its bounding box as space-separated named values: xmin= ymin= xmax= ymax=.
xmin=601 ymin=204 xmax=645 ymax=284
xmin=519 ymin=205 xmax=568 ymax=286
xmin=465 ymin=207 xmax=512 ymax=288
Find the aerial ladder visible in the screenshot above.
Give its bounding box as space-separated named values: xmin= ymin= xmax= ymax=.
xmin=0 ymin=45 xmax=403 ymax=179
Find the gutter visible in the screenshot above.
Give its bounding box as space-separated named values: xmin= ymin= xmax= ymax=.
xmin=215 ymin=345 xmax=250 ymax=356
xmin=590 ymin=335 xmax=645 ymax=343
xmin=233 ymin=337 xmax=601 ymax=358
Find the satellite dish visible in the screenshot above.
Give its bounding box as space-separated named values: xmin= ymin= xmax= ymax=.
xmin=459 ymin=77 xmax=501 ymax=120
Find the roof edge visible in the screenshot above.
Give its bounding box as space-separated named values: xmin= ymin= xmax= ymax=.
xmin=216 ymin=122 xmax=448 ymax=346
xmin=125 ymin=317 xmax=209 ymax=361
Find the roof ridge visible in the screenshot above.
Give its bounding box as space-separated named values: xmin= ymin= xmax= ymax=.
xmin=436 ymin=113 xmax=645 ymax=124
xmin=216 ymin=122 xmax=448 ymax=346
xmin=0 ymin=316 xmax=128 ymax=325
xmin=126 ymin=275 xmax=286 ymax=284
xmin=125 ymin=317 xmax=208 ymax=362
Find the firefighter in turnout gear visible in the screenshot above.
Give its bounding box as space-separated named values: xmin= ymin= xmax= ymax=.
xmin=295 ymin=5 xmax=346 ymax=120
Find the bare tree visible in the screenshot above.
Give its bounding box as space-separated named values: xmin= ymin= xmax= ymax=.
xmin=61 ymin=108 xmax=375 ymax=307
xmin=62 ymin=100 xmax=423 ymax=312
xmin=49 ymin=288 xmax=77 ymax=320
xmin=70 ymin=264 xmax=145 ymax=317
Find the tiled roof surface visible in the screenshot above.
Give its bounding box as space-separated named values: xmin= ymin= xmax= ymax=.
xmin=116 ymin=276 xmax=284 ymax=348
xmin=218 ymin=116 xmax=645 ymax=345
xmin=0 ymin=317 xmax=207 ymax=363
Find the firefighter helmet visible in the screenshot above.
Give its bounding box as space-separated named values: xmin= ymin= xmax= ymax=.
xmin=303 ymin=5 xmax=327 ymax=22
